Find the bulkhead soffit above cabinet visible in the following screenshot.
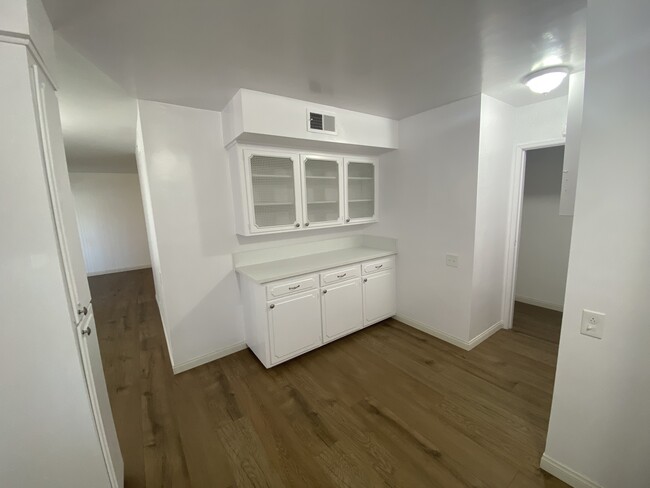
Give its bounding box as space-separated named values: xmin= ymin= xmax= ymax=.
xmin=221 ymin=89 xmax=398 ymax=155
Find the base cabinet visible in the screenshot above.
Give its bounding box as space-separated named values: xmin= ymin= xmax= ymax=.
xmin=363 ymin=269 xmax=397 ymax=325
xmin=322 ymin=278 xmax=363 ymax=343
xmin=269 ymin=290 xmax=322 ymax=364
xmin=240 ymin=255 xmax=396 ymax=368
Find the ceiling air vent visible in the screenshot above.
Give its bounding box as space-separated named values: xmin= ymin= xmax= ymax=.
xmin=307 ymin=109 xmax=337 ymax=135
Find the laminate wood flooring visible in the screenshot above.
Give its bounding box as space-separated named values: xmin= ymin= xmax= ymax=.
xmin=90 ymin=269 xmax=568 ymax=488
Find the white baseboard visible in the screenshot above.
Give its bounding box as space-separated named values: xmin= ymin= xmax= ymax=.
xmin=172 ymin=342 xmax=248 ymax=375
xmin=394 ymin=315 xmax=503 ymax=351
xmin=540 ymin=454 xmax=602 ymax=488
xmin=515 ymin=295 xmax=564 ymax=312
xmin=87 ymin=264 xmax=152 ymax=277
xmin=395 ymin=315 xmax=471 ymax=349
xmin=468 ymin=320 xmax=504 ymax=348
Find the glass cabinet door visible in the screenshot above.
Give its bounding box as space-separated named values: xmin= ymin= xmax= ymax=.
xmin=245 ymin=150 xmax=302 ymax=232
xmin=301 ymin=155 xmax=344 ymax=228
xmin=345 ymin=159 xmax=377 ymax=223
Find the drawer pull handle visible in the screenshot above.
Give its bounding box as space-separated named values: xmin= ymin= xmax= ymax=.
xmin=374 ymin=264 xmax=383 ymax=269
xmin=336 ymin=273 xmax=347 ymax=278
xmin=288 ymin=285 xmax=301 ymax=290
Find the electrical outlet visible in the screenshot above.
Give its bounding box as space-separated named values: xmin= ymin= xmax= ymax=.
xmin=581 ymin=309 xmax=605 ymax=339
xmin=446 ymin=254 xmax=459 ymax=268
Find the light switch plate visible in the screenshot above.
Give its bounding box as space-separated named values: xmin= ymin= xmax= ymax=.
xmin=581 ymin=309 xmax=605 ymax=339
xmin=446 ymin=254 xmax=459 ymax=268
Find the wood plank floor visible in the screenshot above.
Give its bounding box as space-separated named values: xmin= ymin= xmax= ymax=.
xmin=90 ymin=269 xmax=568 ymax=488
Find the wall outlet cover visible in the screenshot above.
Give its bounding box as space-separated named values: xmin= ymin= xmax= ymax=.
xmin=580 ymin=309 xmax=605 ymax=339
xmin=446 ymin=254 xmax=459 ymax=268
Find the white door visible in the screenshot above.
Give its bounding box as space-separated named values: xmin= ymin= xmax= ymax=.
xmin=268 ymin=290 xmax=322 ymax=364
xmin=32 ymin=64 xmax=91 ymax=322
xmin=300 ymin=154 xmax=344 ymax=229
xmin=77 ymin=308 xmax=124 ymax=488
xmin=344 ymin=157 xmax=378 ymax=224
xmin=244 ymin=149 xmax=303 ymax=234
xmin=363 ymin=270 xmax=396 ymax=325
xmin=321 ymin=278 xmax=363 ymax=343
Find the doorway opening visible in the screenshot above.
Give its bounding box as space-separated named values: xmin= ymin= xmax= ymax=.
xmin=506 ymin=144 xmax=573 ymax=341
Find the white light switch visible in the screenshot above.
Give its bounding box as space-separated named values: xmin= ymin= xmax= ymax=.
xmin=446 ymin=254 xmax=459 ymax=268
xmin=580 ymin=309 xmax=605 ymax=339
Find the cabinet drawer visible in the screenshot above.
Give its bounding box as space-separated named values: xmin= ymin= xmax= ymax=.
xmin=266 ymin=274 xmax=318 ymax=300
xmin=320 ymin=265 xmax=361 ymax=286
xmin=362 ymin=256 xmax=395 ymax=275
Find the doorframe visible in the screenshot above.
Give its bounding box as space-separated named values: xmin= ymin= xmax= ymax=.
xmin=502 ymin=137 xmax=566 ymax=330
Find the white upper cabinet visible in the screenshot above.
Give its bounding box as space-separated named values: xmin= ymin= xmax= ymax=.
xmin=230 ymin=145 xmax=379 ymax=235
xmin=301 ymin=154 xmax=344 ymax=229
xmin=345 ymin=157 xmax=378 ymax=224
xmin=243 ymin=148 xmax=302 ymax=233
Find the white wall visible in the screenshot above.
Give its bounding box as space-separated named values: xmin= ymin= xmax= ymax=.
xmin=377 ymin=96 xmax=482 ymax=343
xmin=69 ymin=169 xmax=151 ymax=275
xmin=470 ymin=95 xmax=516 ymax=339
xmin=515 ymin=146 xmax=572 ymax=311
xmin=514 ymin=95 xmax=568 ymax=145
xmin=543 ymin=1 xmax=650 ymax=486
xmin=377 ymin=94 xmax=568 ymax=346
xmin=136 ymin=100 xmax=371 ymax=371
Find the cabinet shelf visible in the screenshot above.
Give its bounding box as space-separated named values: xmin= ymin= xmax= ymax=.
xmin=348 ymin=177 xmax=374 ymax=180
xmin=349 ymin=199 xmax=374 ymax=203
xmin=306 ymin=175 xmax=337 ymax=180
xmin=254 ymin=202 xmax=295 ymax=207
xmin=252 ymin=174 xmax=293 ymax=179
xmin=307 ymin=200 xmax=338 ymax=205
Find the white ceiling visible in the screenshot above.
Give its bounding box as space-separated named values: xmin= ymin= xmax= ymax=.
xmin=45 ymin=0 xmax=586 ymax=120
xmin=54 ymin=35 xmax=137 ymax=172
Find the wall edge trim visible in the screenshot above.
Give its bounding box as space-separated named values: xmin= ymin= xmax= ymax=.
xmin=395 ymin=315 xmax=503 ymax=351
xmin=514 ymin=295 xmax=564 ymax=312
xmin=394 ymin=315 xmax=471 ymax=350
xmin=468 ymin=320 xmax=504 ymax=348
xmin=172 ymin=342 xmax=248 ymax=375
xmin=540 ymin=454 xmax=602 ymax=488
xmin=87 ymin=265 xmax=152 ymax=277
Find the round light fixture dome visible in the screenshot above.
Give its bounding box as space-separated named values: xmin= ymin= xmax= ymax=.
xmin=523 ymin=66 xmax=570 ymax=94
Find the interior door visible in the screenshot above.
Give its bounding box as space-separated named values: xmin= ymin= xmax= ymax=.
xmin=345 ymin=158 xmax=378 ymax=224
xmin=244 ymin=149 xmax=303 ymax=234
xmin=77 ymin=308 xmax=124 ymax=488
xmin=363 ymin=270 xmax=396 ymax=325
xmin=32 ymin=64 xmax=91 ymax=322
xmin=322 ymin=279 xmax=363 ymax=342
xmin=268 ymin=290 xmax=322 ymax=363
xmin=301 ymin=154 xmax=344 ymax=228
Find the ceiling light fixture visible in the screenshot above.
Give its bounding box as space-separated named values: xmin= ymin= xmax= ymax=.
xmin=523 ymin=66 xmax=570 ymax=94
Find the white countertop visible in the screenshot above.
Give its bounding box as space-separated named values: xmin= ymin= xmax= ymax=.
xmin=235 ymin=247 xmax=397 ymax=284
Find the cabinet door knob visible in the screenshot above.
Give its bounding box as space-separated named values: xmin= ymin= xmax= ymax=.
xmin=269 ymin=304 xmax=275 ymax=309
xmin=363 ymin=278 xmax=368 ymax=283
xmin=78 ymin=306 xmax=88 ymax=316
xmin=295 ymin=223 xmax=301 ymax=228
xmin=81 ymin=327 xmax=92 ymax=336
xmin=323 ymin=289 xmax=328 ymax=294
xmin=345 ymin=218 xmax=351 ymax=223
